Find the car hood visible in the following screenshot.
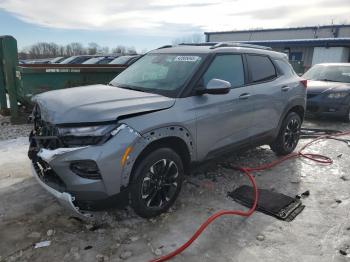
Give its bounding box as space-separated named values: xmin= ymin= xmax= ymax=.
xmin=307 ymin=80 xmax=350 ymax=94
xmin=33 ymin=84 xmax=175 ymax=124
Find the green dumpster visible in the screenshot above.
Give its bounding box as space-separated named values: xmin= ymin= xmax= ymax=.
xmin=0 ymin=40 xmax=6 ymax=112
xmin=15 ymin=64 xmax=126 ymax=105
xmin=1 ymin=35 xmax=128 ymax=122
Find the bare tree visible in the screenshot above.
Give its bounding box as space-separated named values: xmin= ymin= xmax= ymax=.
xmin=87 ymin=42 xmax=99 ymax=55
xmin=100 ymin=46 xmax=110 ymax=54
xmin=20 ymin=41 xmax=139 ymax=59
xmin=141 ymin=48 xmax=148 ymax=54
xmin=69 ymin=42 xmax=86 ymax=55
xmin=172 ymin=33 xmax=204 ymax=45
xmin=112 ymin=45 xmax=127 ymax=55
xmin=126 ymin=46 xmax=137 ymax=55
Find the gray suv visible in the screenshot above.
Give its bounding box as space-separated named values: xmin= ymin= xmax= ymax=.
xmin=28 ymin=43 xmax=306 ymax=218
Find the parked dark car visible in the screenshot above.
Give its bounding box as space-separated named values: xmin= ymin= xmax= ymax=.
xmin=26 ymin=58 xmax=52 ymax=64
xmin=59 ymin=55 xmax=100 ymax=64
xmin=109 ymin=55 xmax=141 ymax=65
xmin=82 ymin=56 xmax=118 ymax=65
xmin=49 ymin=57 xmax=65 ymax=64
xmin=304 ymin=63 xmax=350 ymax=121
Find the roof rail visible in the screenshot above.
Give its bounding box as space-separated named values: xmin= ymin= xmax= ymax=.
xmin=157 ymin=45 xmax=173 ymax=49
xmin=209 ymin=42 xmax=272 ymax=50
xmin=156 ymin=42 xmax=272 ymax=50
xmin=178 ymin=42 xmax=217 ymax=46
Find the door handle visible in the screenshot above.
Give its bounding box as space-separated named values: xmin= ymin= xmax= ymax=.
xmin=281 ymin=86 xmax=290 ymax=92
xmin=239 ymin=93 xmax=251 ymax=100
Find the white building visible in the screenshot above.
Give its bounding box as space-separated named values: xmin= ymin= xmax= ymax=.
xmin=205 ymin=25 xmax=350 ymax=73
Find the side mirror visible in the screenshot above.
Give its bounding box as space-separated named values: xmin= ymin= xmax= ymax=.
xmin=197 ymin=79 xmax=231 ymax=95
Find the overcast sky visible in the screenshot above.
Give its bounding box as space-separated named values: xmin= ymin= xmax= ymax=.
xmin=0 ymin=0 xmax=349 ymax=51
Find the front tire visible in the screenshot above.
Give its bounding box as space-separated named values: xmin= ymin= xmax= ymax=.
xmin=270 ymin=112 xmax=302 ymax=156
xmin=130 ymin=148 xmax=184 ymax=218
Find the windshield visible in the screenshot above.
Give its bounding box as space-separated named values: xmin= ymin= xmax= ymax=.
xmin=303 ymin=65 xmax=350 ymax=83
xmin=50 ymin=57 xmax=64 ymax=63
xmin=59 ymin=56 xmax=78 ymax=64
xmin=83 ymin=57 xmax=103 ymax=64
xmin=109 ymin=56 xmax=134 ymax=64
xmin=110 ymin=53 xmax=204 ymax=97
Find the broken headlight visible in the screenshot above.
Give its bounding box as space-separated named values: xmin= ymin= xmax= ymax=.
xmin=58 ymin=124 xmax=119 ymax=146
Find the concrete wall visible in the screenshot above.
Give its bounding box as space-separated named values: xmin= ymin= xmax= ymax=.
xmin=206 ymin=25 xmax=350 ymax=42
xmin=312 ymin=47 xmax=350 ymax=65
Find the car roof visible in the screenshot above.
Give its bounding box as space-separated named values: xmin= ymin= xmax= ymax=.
xmin=314 ymin=63 xmax=350 ymax=66
xmin=149 ymin=43 xmax=287 ymax=59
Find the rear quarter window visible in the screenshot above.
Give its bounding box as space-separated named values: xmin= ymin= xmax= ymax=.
xmin=274 ymin=59 xmax=296 ymax=77
xmin=246 ymin=54 xmax=276 ymax=83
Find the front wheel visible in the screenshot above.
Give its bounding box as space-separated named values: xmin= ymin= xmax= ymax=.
xmin=130 ymin=148 xmax=184 ymax=218
xmin=270 ymin=112 xmax=302 ymax=156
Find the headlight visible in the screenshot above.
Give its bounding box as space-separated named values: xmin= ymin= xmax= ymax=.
xmin=58 ymin=124 xmax=120 ymax=146
xmin=327 ymin=92 xmax=348 ymax=99
xmin=58 ymin=124 xmax=118 ymax=137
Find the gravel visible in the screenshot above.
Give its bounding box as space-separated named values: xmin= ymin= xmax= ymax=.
xmin=0 ymin=115 xmax=32 ymax=141
xmin=119 ymin=251 xmax=133 ymax=260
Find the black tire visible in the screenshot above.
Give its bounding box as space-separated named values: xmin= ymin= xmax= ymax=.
xmin=270 ymin=112 xmax=302 ymax=156
xmin=130 ymin=148 xmax=184 ymax=218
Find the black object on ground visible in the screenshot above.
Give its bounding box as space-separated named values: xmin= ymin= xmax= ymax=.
xmin=228 ymin=185 xmax=305 ymax=222
xmin=300 ymin=128 xmax=341 ymax=138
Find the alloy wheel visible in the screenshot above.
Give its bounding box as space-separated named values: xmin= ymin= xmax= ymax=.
xmin=141 ymin=159 xmax=179 ymax=208
xmin=283 ymin=118 xmax=301 ymax=151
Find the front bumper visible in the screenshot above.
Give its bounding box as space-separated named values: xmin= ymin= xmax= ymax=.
xmin=31 ymin=164 xmax=91 ymax=220
xmin=29 ymin=124 xmax=140 ymax=206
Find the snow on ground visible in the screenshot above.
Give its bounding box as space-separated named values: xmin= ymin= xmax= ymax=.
xmin=0 ymin=119 xmax=350 ymax=262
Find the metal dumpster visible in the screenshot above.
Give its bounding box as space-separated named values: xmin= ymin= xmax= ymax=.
xmin=0 ymin=39 xmax=6 ymax=113
xmin=0 ymin=35 xmax=127 ymax=122
xmin=16 ymin=64 xmax=126 ymax=106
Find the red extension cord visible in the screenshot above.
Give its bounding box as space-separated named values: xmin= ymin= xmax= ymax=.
xmin=149 ymin=131 xmax=350 ymax=262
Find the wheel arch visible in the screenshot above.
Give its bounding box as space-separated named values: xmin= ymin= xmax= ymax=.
xmin=120 ymin=126 xmax=194 ymax=187
xmin=288 ymin=105 xmax=305 ymax=122
xmin=276 ymin=99 xmax=305 ymax=132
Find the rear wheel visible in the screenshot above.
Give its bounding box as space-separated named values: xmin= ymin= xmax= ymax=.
xmin=130 ymin=148 xmax=184 ymax=218
xmin=270 ymin=112 xmax=302 ymax=155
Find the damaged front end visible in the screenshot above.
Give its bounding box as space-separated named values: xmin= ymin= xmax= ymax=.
xmin=28 ymin=105 xmax=94 ymax=219
xmin=28 ymin=105 xmax=132 ymax=220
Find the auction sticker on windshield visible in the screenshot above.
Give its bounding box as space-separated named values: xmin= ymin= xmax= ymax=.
xmin=174 ymin=56 xmax=200 ymax=62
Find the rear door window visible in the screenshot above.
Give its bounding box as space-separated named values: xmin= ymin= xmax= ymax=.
xmin=246 ymin=54 xmax=276 ymax=83
xmin=202 ymin=54 xmax=245 ymax=88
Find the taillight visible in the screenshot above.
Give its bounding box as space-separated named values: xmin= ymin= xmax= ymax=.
xmin=300 ymin=79 xmax=307 ymax=88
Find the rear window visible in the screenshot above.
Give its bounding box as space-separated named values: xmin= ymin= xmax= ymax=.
xmin=247 ymin=55 xmax=276 ymax=83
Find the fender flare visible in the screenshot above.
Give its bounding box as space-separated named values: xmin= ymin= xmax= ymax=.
xmin=120 ymin=125 xmax=195 ymax=187
xmin=275 ymin=97 xmax=305 ymax=135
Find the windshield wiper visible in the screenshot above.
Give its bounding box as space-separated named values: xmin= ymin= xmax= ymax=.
xmin=114 ymin=84 xmax=147 ymax=93
xmin=318 ymin=79 xmax=341 ymax=82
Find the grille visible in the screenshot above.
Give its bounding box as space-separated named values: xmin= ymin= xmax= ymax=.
xmin=33 ymin=160 xmax=66 ymax=192
xmin=32 ymin=104 xmax=63 ymax=150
